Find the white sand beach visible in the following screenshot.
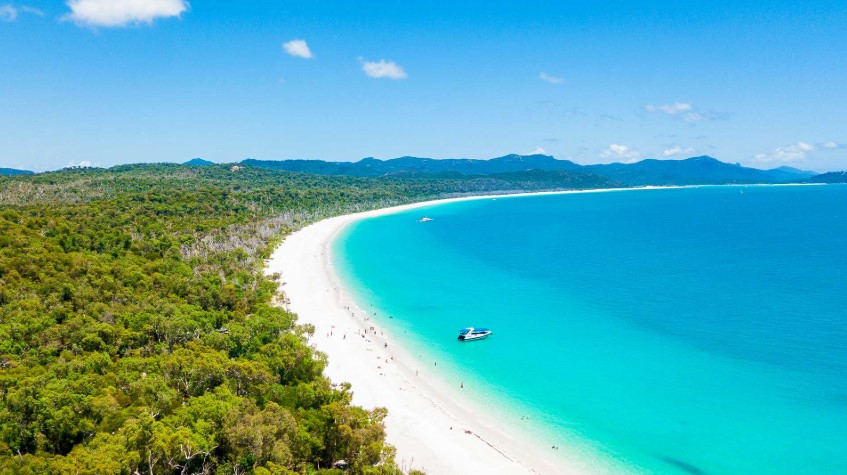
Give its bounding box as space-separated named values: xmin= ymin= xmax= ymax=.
xmin=265 ymin=191 xmax=625 ymax=474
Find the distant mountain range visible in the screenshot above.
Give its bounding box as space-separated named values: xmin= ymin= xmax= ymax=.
xmin=581 ymin=157 xmax=816 ymax=186
xmin=0 ymin=167 xmax=34 ymax=176
xmin=243 ymin=154 xmax=579 ymax=176
xmin=4 ymin=155 xmax=843 ymax=186
xmin=241 ymin=154 xmax=821 ymax=186
xmin=804 ymin=171 xmax=847 ymax=184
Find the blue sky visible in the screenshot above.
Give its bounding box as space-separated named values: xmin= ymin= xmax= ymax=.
xmin=2 ymin=1 xmax=846 ymax=172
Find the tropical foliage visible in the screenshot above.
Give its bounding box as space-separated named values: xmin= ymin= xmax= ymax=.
xmin=0 ymin=163 xmax=597 ymax=474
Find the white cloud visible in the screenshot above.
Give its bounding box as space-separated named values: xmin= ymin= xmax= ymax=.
xmin=680 ymin=112 xmax=706 ymax=123
xmin=282 ymin=39 xmax=313 ymax=59
xmin=646 ymin=102 xmax=692 ymax=114
xmin=753 ymin=142 xmax=816 ymax=164
xmin=64 ymin=0 xmax=188 ymax=27
xmin=0 ymin=5 xmax=17 ymax=21
xmin=663 ymin=145 xmax=696 ymax=157
xmin=646 ymin=102 xmax=712 ymax=123
xmin=539 ymin=72 xmax=564 ymax=84
xmin=1 ymin=4 xmax=43 ymax=20
xmin=65 ymin=160 xmax=93 ymax=168
xmin=360 ymin=58 xmax=407 ymax=79
xmin=822 ymin=141 xmax=845 ymax=149
xmin=600 ymin=144 xmax=641 ymax=162
xmin=528 ymin=147 xmax=547 ymax=155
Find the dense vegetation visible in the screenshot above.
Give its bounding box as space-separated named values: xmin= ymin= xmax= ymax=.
xmin=0 ymin=169 xmax=32 ymax=177
xmin=0 ymin=163 xmax=613 ymax=474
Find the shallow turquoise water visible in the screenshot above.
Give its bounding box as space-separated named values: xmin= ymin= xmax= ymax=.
xmin=334 ymin=185 xmax=847 ymax=474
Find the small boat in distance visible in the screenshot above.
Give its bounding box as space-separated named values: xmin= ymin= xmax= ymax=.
xmin=458 ymin=327 xmax=492 ymax=341
xmin=418 ymin=216 xmax=433 ymax=222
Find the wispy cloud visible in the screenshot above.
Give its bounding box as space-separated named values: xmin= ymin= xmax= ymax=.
xmin=663 ymin=145 xmax=696 ymax=157
xmin=359 ymin=58 xmax=407 ymax=79
xmin=539 ymin=72 xmax=564 ymax=84
xmin=754 ymin=140 xmax=846 ymax=164
xmin=600 ymin=144 xmax=641 ymax=162
xmin=598 ymin=113 xmax=624 ymax=122
xmin=0 ymin=4 xmax=16 ymax=21
xmin=753 ymin=142 xmax=815 ymax=164
xmin=0 ymin=4 xmax=42 ymax=22
xmin=282 ymin=39 xmax=313 ymax=59
xmin=682 ymin=112 xmax=708 ymax=122
xmin=19 ymin=5 xmax=40 ymax=15
xmin=647 ymin=102 xmax=692 ymax=114
xmin=646 ymin=102 xmax=715 ymax=123
xmin=64 ymin=0 xmax=189 ymax=27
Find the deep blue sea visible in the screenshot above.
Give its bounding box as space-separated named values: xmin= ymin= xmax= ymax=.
xmin=334 ymin=185 xmax=847 ymax=474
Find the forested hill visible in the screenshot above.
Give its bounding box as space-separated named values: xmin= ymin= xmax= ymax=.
xmin=581 ymin=156 xmax=815 ymax=186
xmin=242 ymin=154 xmax=817 ymax=185
xmin=804 ymin=171 xmax=847 ymax=183
xmin=0 ymin=168 xmax=33 ymax=176
xmin=183 ymin=158 xmax=215 ymax=166
xmin=0 ymin=164 xmax=616 ymax=474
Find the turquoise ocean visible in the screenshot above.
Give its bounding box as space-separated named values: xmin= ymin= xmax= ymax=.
xmin=333 ymin=185 xmax=847 ymax=474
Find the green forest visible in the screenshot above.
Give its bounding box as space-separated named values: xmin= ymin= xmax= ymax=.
xmin=0 ymin=164 xmax=611 ymax=474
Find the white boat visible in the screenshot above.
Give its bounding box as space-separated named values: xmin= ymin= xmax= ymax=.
xmin=457 ymin=327 xmax=492 ymax=341
xmin=418 ymin=216 xmax=433 ymax=222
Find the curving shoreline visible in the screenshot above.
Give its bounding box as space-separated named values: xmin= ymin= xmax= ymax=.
xmin=265 ymin=189 xmax=646 ymax=474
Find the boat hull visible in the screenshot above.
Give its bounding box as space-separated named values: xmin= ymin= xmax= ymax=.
xmin=457 ymin=331 xmax=492 ymax=341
